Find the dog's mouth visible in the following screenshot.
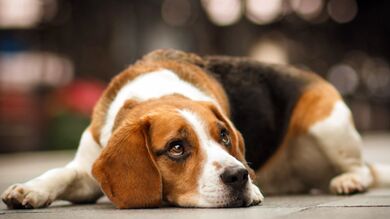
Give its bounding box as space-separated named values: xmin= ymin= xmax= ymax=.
xmin=222 ymin=193 xmax=250 ymax=208
xmin=165 ymin=185 xmax=258 ymax=208
xmin=223 ymin=190 xmax=250 ymax=208
xmin=199 ymin=189 xmax=252 ymax=208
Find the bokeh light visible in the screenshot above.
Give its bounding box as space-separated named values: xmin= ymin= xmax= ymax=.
xmin=250 ymin=38 xmax=288 ymax=64
xmin=246 ymin=0 xmax=283 ymax=25
xmin=0 ymin=52 xmax=74 ymax=91
xmin=0 ymin=0 xmax=43 ymax=28
xmin=0 ymin=0 xmax=57 ymax=29
xmin=201 ymin=0 xmax=242 ymax=26
xmin=290 ymin=0 xmax=324 ymax=21
xmin=327 ymin=0 xmax=358 ymax=23
xmin=361 ymin=57 xmax=390 ymax=98
xmin=327 ymin=64 xmax=359 ymax=95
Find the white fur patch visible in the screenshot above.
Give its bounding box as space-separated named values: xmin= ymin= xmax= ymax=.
xmin=178 ymin=109 xmax=257 ymax=207
xmin=309 ymin=101 xmax=363 ymax=168
xmin=256 ymin=100 xmax=374 ymax=195
xmin=68 ymin=129 xmax=102 ymax=173
xmin=178 ymin=109 xmax=244 ymax=168
xmin=100 ymin=69 xmax=217 ymax=146
xmin=307 ymin=100 xmax=373 ymax=193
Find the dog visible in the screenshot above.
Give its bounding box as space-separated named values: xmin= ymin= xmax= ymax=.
xmin=2 ymin=49 xmax=389 ymax=209
xmin=1 ymin=49 xmax=263 ymax=209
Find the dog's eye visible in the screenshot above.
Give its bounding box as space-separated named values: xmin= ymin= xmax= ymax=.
xmin=167 ymin=140 xmax=185 ymax=158
xmin=220 ymin=128 xmax=231 ymax=147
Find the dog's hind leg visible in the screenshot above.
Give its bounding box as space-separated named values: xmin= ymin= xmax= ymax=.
xmin=308 ymin=101 xmax=374 ymax=194
xmin=1 ymin=129 xmax=103 ymax=209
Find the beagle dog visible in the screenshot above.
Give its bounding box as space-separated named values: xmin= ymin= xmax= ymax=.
xmin=2 ymin=49 xmax=389 ymax=209
xmin=2 ymin=49 xmax=262 ymax=209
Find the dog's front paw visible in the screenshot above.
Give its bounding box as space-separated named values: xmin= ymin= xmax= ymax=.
xmin=330 ymin=173 xmax=366 ymax=195
xmin=2 ymin=184 xmax=53 ymax=209
xmin=248 ymin=184 xmax=264 ymax=206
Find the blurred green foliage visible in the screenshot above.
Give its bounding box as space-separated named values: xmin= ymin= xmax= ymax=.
xmin=45 ymin=112 xmax=90 ymax=150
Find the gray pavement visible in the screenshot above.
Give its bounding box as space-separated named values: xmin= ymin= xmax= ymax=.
xmin=1 ymin=133 xmax=390 ymax=218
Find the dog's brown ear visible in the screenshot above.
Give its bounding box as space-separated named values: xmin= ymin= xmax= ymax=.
xmin=92 ymin=118 xmax=162 ymax=209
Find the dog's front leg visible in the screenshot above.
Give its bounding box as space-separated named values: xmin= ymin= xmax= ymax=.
xmin=2 ymin=129 xmax=103 ymax=209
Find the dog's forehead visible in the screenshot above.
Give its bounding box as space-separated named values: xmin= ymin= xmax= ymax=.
xmin=178 ymin=109 xmax=244 ymax=167
xmin=148 ymin=101 xmax=219 ymax=134
xmin=178 ymin=109 xmax=209 ymax=142
xmin=177 ymin=108 xmax=222 ymax=149
xmin=148 ymin=111 xmax=187 ymax=144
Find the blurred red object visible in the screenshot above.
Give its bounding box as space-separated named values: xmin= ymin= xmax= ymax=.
xmin=0 ymin=90 xmax=43 ymax=152
xmin=52 ymin=79 xmax=106 ymax=116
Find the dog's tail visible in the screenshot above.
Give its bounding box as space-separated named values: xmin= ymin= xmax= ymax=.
xmin=369 ymin=163 xmax=390 ymax=187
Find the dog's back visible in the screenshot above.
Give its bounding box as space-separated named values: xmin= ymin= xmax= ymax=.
xmin=205 ymin=57 xmax=314 ymax=169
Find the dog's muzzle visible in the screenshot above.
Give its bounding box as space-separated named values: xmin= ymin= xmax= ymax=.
xmin=220 ymin=166 xmax=251 ymax=207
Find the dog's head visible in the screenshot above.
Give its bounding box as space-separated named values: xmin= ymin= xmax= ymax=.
xmin=92 ymin=96 xmax=263 ymax=208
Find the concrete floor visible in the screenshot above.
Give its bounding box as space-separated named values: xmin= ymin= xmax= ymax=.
xmin=1 ymin=133 xmax=390 ymax=219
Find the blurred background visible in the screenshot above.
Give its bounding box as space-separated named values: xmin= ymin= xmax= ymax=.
xmin=0 ymin=0 xmax=389 ymax=153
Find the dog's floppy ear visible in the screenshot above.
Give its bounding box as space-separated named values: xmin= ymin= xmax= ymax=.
xmin=92 ymin=118 xmax=162 ymax=208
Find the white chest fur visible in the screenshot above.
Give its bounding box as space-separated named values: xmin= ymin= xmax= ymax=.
xmin=99 ymin=69 xmax=216 ymax=146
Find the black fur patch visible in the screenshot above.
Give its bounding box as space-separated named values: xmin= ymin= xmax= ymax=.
xmin=204 ymin=57 xmax=312 ymax=170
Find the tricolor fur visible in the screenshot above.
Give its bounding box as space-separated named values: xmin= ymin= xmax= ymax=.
xmin=2 ymin=49 xmax=390 ymax=210
xmin=205 ymin=56 xmax=390 ymax=194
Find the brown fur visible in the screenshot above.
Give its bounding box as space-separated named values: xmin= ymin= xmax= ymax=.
xmin=260 ymin=79 xmax=341 ymax=172
xmin=90 ymin=52 xmax=229 ymax=144
xmin=288 ymin=81 xmax=341 ymax=137
xmin=91 ymin=92 xmax=252 ymax=208
xmin=112 ymin=99 xmax=139 ymax=132
xmin=213 ymin=161 xmax=222 ymax=170
xmin=141 ymin=49 xmax=205 ymax=67
xmin=91 ymin=117 xmax=162 ymax=209
xmin=90 ymin=50 xmax=254 ymax=208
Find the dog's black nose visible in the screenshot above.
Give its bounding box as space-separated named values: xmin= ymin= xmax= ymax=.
xmin=220 ymin=167 xmax=249 ymax=188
